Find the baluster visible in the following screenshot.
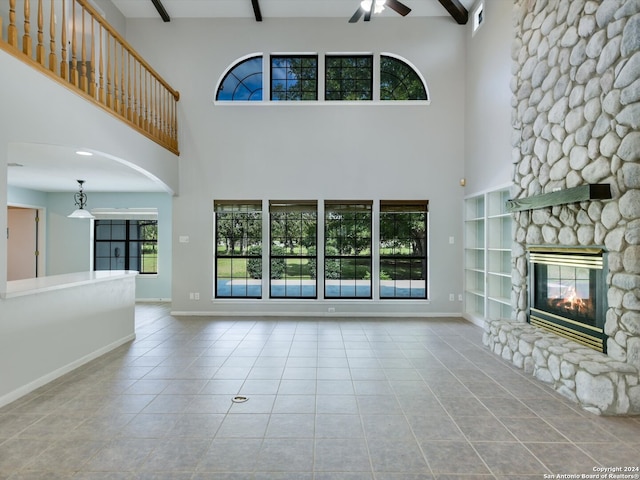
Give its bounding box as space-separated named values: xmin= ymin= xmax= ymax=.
xmin=120 ymin=44 xmax=125 ymax=115
xmin=161 ymin=88 xmax=167 ymax=142
xmin=145 ymin=70 xmax=150 ymax=131
xmin=156 ymin=82 xmax=161 ymax=136
xmin=48 ymin=0 xmax=57 ymax=73
xmin=138 ymin=62 xmax=144 ymax=127
xmin=80 ymin=5 xmax=87 ymax=92
xmin=106 ymin=32 xmax=112 ymax=107
xmin=70 ymin=0 xmax=78 ymax=87
xmin=150 ymin=74 xmax=158 ymax=136
xmin=169 ymin=94 xmax=175 ymax=148
xmin=113 ymin=37 xmax=120 ymax=112
xmin=23 ymin=0 xmax=32 ymax=56
xmin=133 ymin=59 xmax=139 ymax=124
xmin=8 ymin=0 xmax=17 ymax=47
xmin=149 ymin=78 xmax=158 ymax=135
xmin=36 ymin=0 xmax=44 ymax=64
xmin=60 ymin=0 xmax=67 ymax=80
xmin=98 ymin=24 xmax=104 ymax=103
xmin=127 ymin=53 xmax=133 ymax=121
xmin=89 ymin=16 xmax=95 ymax=97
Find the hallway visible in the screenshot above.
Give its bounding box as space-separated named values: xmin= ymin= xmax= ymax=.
xmin=1 ymin=303 xmax=638 ymax=479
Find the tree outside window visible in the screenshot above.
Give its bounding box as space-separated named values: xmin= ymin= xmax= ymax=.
xmin=215 ymin=202 xmax=262 ymax=298
xmin=380 ymin=55 xmax=428 ymax=100
xmin=271 ymin=56 xmax=318 ymax=101
xmin=269 ymin=201 xmax=317 ymax=297
xmin=324 ymin=202 xmax=372 ymax=298
xmin=379 ymin=201 xmax=428 ymax=298
xmin=325 ymin=55 xmax=373 ymax=101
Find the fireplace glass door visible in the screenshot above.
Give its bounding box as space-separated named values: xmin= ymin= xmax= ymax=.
xmin=528 ymin=247 xmax=606 ymax=352
xmin=532 ymin=262 xmax=597 ymax=328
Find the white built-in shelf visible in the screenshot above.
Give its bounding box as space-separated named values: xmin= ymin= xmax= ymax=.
xmin=464 ymin=187 xmax=514 ymax=322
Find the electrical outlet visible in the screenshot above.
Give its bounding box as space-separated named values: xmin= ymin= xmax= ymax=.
xmin=449 ymin=236 xmax=455 ymax=244
xmin=449 ymin=293 xmax=455 ymax=301
xmin=328 ymin=307 xmax=335 ymax=313
xmin=458 ymin=294 xmax=463 ymax=301
xmin=189 ymin=292 xmax=194 ymax=300
xmin=194 ymin=292 xmax=200 ymax=300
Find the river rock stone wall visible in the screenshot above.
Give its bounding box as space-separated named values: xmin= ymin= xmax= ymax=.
xmin=510 ymin=0 xmax=640 ymax=366
xmin=487 ymin=0 xmax=640 ymax=414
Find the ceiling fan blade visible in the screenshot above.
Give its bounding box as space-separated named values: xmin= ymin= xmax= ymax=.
xmin=349 ymin=7 xmax=364 ymax=23
xmin=385 ymin=0 xmax=411 ymax=16
xmin=364 ymin=5 xmax=373 ymax=21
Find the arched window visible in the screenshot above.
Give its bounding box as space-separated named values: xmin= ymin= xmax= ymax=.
xmin=380 ymin=55 xmax=427 ymax=101
xmin=215 ymin=53 xmax=429 ymax=103
xmin=216 ymin=55 xmax=263 ymax=101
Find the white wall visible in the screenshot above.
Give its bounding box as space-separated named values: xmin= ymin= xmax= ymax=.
xmin=464 ymin=0 xmax=514 ymax=195
xmin=125 ymin=16 xmax=468 ymax=315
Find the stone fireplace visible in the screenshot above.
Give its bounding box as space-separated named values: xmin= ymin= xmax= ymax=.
xmin=483 ymin=0 xmax=640 ymax=415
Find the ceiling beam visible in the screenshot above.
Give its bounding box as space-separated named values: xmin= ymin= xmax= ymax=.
xmin=251 ymin=0 xmax=263 ymax=22
xmin=437 ymin=0 xmax=468 ymax=25
xmin=150 ymin=0 xmax=170 ymax=22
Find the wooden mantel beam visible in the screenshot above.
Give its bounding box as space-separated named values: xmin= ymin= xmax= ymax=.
xmin=506 ymin=184 xmax=612 ymax=213
xmin=437 ymin=0 xmax=469 ymax=25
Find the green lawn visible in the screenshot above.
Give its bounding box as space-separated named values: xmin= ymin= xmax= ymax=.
xmin=141 ymin=253 xmax=158 ymax=273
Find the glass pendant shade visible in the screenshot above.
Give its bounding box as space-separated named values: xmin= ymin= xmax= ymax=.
xmin=68 ymin=208 xmax=95 ymax=219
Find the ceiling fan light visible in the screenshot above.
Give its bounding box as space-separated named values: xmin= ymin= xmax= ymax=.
xmin=360 ymin=0 xmax=372 ymax=12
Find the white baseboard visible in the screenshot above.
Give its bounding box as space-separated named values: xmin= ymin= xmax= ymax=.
xmin=170 ymin=310 xmax=464 ymax=318
xmin=0 ymin=334 xmax=135 ymax=409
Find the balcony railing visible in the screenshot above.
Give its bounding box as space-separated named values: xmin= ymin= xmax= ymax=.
xmin=0 ymin=0 xmax=179 ymax=154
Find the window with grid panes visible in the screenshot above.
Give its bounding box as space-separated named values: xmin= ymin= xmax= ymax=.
xmin=380 ymin=55 xmax=428 ymax=101
xmin=379 ymin=201 xmax=428 ymax=298
xmin=216 ymin=56 xmax=263 ymax=101
xmin=271 ymin=55 xmax=318 ymax=101
xmin=94 ymin=220 xmax=158 ymax=274
xmin=324 ymin=202 xmax=372 ymax=298
xmin=269 ymin=201 xmax=318 ymax=297
xmin=325 ymin=55 xmax=373 ymax=101
xmin=214 ymin=201 xmax=263 ymax=298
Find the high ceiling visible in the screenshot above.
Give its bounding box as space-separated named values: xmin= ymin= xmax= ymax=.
xmin=7 ymin=0 xmax=474 ymax=196
xmin=111 ymin=0 xmax=475 ymax=23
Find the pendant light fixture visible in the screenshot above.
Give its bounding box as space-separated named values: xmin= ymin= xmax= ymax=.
xmin=67 ymin=180 xmax=95 ymax=219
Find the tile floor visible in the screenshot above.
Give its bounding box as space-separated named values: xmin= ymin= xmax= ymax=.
xmin=1 ymin=303 xmax=639 ymax=479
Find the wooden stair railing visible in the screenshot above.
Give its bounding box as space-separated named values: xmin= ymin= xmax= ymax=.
xmin=0 ymin=0 xmax=180 ymax=155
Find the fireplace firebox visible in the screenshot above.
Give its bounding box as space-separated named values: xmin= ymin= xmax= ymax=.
xmin=528 ymin=246 xmax=607 ymax=353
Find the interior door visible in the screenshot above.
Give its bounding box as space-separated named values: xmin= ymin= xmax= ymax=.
xmin=7 ymin=207 xmax=38 ymax=281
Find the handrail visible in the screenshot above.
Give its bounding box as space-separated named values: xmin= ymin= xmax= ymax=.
xmin=0 ymin=0 xmax=180 ymax=155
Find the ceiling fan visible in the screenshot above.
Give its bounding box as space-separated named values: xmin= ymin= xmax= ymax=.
xmin=349 ymin=0 xmax=412 ymax=23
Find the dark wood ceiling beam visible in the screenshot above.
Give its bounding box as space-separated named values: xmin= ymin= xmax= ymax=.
xmin=151 ymin=0 xmax=170 ymax=22
xmin=437 ymin=0 xmax=468 ymax=25
xmin=251 ymin=0 xmax=263 ymax=21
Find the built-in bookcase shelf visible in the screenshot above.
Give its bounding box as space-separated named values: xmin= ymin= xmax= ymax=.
xmin=464 ymin=187 xmax=514 ymax=323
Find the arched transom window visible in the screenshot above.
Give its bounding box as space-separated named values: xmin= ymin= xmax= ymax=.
xmin=215 ymin=53 xmax=429 ymax=103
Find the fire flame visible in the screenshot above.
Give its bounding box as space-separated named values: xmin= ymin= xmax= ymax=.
xmin=554 ymin=286 xmax=589 ymax=315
